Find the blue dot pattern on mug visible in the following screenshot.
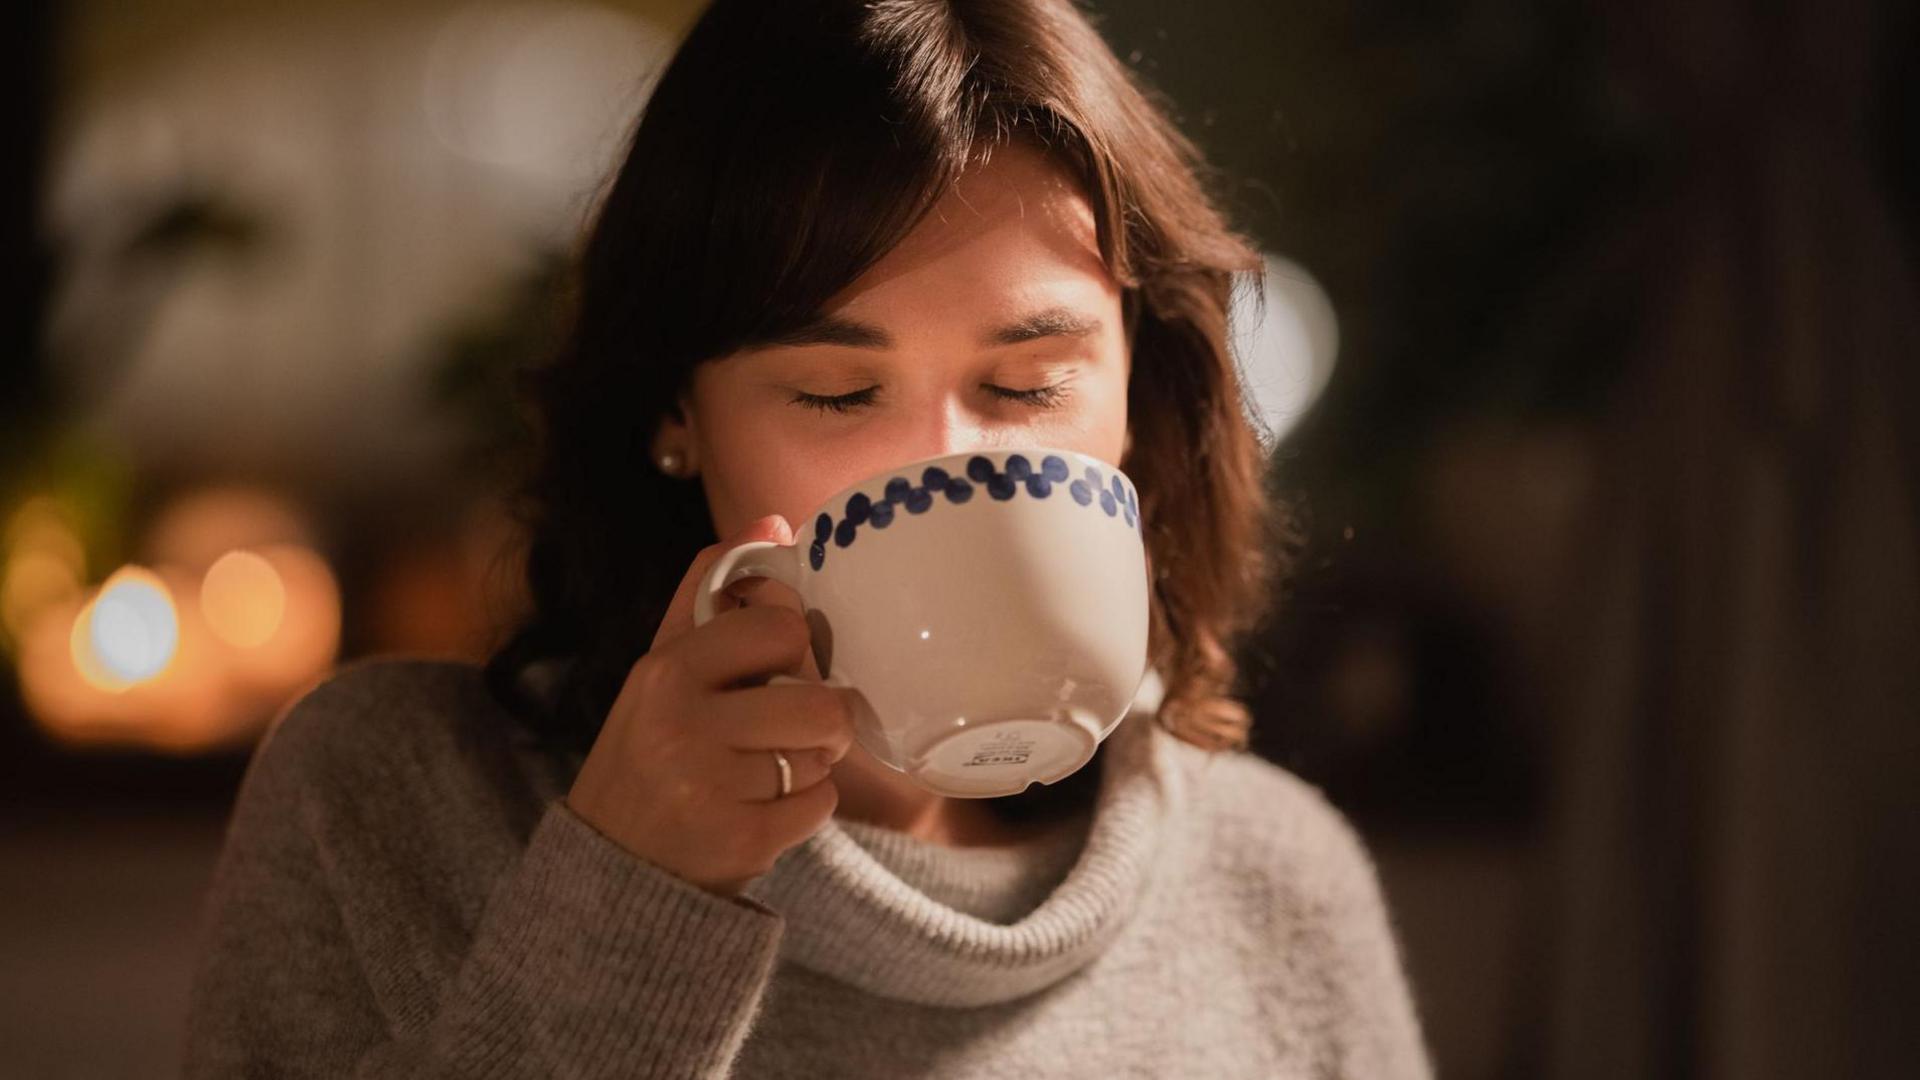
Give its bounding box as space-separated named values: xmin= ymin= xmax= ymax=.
xmin=807 ymin=452 xmax=1139 ymax=571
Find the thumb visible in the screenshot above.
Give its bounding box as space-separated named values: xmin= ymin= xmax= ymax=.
xmin=737 ymin=512 xmax=795 ymax=550
xmin=652 ymin=513 xmax=794 ymax=651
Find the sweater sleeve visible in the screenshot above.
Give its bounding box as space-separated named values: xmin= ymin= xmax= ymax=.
xmin=1311 ymin=811 xmax=1434 ymax=1080
xmin=182 ymin=692 xmax=785 ymax=1079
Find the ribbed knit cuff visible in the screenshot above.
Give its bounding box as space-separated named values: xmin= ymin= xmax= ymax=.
xmin=430 ymin=799 xmax=785 ymax=1079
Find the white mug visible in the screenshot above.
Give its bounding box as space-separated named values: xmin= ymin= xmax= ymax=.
xmin=692 ymin=446 xmax=1151 ymax=798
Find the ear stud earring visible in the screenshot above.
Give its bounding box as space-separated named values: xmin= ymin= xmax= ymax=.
xmin=658 ymin=451 xmax=684 ymax=476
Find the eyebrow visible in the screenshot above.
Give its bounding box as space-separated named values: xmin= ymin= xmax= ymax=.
xmin=760 ymin=305 xmax=1103 ymax=351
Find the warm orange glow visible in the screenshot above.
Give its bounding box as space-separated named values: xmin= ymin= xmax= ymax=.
xmin=145 ymin=486 xmax=315 ymax=568
xmin=21 ymin=594 xmax=107 ymax=730
xmin=1 ymin=497 xmax=88 ymax=645
xmin=2 ymin=550 xmax=83 ymax=642
xmin=17 ymin=486 xmax=342 ymax=755
xmin=221 ymin=542 xmax=341 ymax=689
xmin=25 ymin=564 xmax=229 ymax=751
xmin=201 ymin=549 xmax=287 ymax=648
xmin=365 ymin=495 xmax=527 ymax=658
xmin=70 ymin=566 xmax=179 ymax=690
xmin=4 ymin=496 xmax=87 ymax=576
xmin=68 ymin=592 xmax=127 ymax=693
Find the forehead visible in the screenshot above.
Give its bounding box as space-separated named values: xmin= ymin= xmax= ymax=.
xmin=823 ymin=140 xmax=1112 ymax=314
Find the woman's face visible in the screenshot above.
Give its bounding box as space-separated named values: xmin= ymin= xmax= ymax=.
xmin=656 ymin=140 xmax=1132 ymax=541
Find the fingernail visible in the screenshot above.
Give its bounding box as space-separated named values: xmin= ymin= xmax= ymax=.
xmin=739 ymin=513 xmax=786 ymax=541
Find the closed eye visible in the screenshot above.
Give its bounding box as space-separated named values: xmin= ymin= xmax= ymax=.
xmin=789 ymin=383 xmax=1074 ymax=414
xmin=989 ymin=384 xmax=1074 ymax=409
xmin=789 ymin=387 xmax=878 ymax=414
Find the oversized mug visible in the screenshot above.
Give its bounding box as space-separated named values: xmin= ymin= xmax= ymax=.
xmin=692 ymin=446 xmax=1151 ymax=798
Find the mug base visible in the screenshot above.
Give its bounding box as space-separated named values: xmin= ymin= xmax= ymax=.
xmin=907 ymin=710 xmax=1105 ymax=799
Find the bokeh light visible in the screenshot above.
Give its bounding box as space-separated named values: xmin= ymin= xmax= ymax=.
xmin=199 ymin=549 xmax=286 ymax=648
xmin=1229 ymin=252 xmax=1340 ymax=450
xmin=74 ymin=566 xmax=178 ymax=689
xmin=1 ymin=497 xmax=88 ymax=644
xmin=220 ymin=541 xmax=340 ymax=689
xmin=14 ymin=486 xmax=341 ymax=753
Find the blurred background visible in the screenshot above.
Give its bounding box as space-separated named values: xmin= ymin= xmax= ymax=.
xmin=1 ymin=0 xmax=1914 ymax=1076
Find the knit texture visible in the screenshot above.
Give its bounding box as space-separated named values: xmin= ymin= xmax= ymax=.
xmin=834 ymin=811 xmax=1090 ymax=926
xmin=182 ymin=657 xmax=1432 ymax=1078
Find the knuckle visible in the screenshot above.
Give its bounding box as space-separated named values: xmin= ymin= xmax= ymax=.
xmin=801 ymin=682 xmax=837 ymax=714
xmin=789 ymin=687 xmax=846 ymax=747
xmin=824 ymin=688 xmax=856 ymax=732
xmin=625 ymin=650 xmax=653 ymax=691
xmin=629 ymin=649 xmax=677 ymax=699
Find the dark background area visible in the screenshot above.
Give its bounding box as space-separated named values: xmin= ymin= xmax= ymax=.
xmin=3 ymin=1 xmax=1915 ymax=1077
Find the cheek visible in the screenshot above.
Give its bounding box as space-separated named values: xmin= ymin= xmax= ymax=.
xmin=699 ymin=422 xmax=858 ymax=535
xmin=1054 ymin=366 xmax=1131 ymax=466
xmin=687 ymin=377 xmax=806 ymax=534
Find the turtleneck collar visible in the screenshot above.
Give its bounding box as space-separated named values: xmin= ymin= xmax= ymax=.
xmin=834 ymin=804 xmax=1094 ymax=926
xmin=743 ymin=669 xmax=1196 ymax=1007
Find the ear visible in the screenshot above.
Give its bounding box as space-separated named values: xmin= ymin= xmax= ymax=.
xmin=650 ymin=394 xmax=699 ymax=472
xmin=650 ymin=412 xmax=687 ymax=461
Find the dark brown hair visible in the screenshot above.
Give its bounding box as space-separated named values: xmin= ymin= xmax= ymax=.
xmin=484 ymin=0 xmax=1290 ymax=811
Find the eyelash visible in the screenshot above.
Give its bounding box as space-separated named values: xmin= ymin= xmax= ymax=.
xmin=790 ymin=384 xmax=1073 ymax=414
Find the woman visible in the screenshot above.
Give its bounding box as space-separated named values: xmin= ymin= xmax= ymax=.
xmin=184 ymin=1 xmax=1432 ymax=1076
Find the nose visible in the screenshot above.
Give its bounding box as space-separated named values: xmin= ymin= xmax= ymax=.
xmin=905 ymin=398 xmax=1013 ymax=464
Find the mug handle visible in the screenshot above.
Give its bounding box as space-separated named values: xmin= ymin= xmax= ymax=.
xmin=693 ymin=540 xmax=848 ymax=688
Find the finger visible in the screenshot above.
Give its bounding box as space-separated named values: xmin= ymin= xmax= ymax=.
xmin=678 ymin=605 xmax=815 ymax=690
xmin=727 ymin=745 xmax=835 ymax=804
xmin=749 ymin=773 xmax=840 ymax=853
xmin=652 ymin=513 xmax=794 ymax=652
xmin=709 ymin=680 xmax=858 ymax=758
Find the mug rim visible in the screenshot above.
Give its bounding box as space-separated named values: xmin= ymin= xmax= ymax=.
xmin=797 ymin=445 xmax=1141 ymax=576
xmin=805 ymin=445 xmax=1132 ymax=520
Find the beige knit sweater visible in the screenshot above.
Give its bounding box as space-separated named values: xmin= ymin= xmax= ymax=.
xmin=182 ymin=657 xmax=1432 ymax=1077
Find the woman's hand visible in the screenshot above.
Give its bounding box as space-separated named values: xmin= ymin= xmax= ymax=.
xmin=566 ymin=514 xmax=857 ymax=898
